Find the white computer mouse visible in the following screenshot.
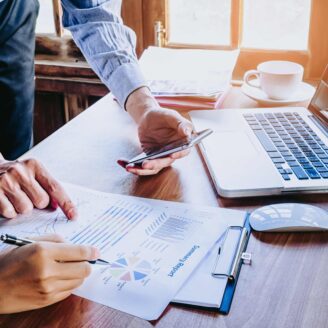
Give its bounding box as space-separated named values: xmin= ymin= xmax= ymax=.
xmin=249 ymin=203 xmax=328 ymax=232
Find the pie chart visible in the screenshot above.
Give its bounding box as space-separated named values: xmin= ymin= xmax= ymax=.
xmin=109 ymin=256 xmax=152 ymax=282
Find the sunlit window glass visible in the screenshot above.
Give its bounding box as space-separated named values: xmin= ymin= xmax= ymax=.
xmin=35 ymin=1 xmax=56 ymax=34
xmin=168 ymin=0 xmax=231 ymax=45
xmin=242 ymin=0 xmax=311 ymax=50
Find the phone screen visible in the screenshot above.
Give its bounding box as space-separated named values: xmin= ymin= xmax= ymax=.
xmin=126 ymin=129 xmax=213 ymax=165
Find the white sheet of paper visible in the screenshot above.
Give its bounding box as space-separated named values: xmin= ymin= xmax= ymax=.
xmin=139 ymin=46 xmax=240 ymax=95
xmin=173 ymin=212 xmax=246 ymax=308
xmin=0 ymin=183 xmax=246 ymax=320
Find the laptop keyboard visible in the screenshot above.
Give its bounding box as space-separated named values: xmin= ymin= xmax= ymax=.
xmin=243 ymin=112 xmax=328 ymax=181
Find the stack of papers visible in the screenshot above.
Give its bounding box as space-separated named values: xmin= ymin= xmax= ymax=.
xmin=0 ymin=183 xmax=246 ymax=320
xmin=139 ymin=47 xmax=240 ymax=110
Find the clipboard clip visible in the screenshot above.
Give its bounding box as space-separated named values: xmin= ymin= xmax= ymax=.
xmin=211 ymin=226 xmax=251 ymax=281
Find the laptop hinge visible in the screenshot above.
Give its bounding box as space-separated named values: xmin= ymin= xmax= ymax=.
xmin=308 ymin=115 xmax=328 ymax=138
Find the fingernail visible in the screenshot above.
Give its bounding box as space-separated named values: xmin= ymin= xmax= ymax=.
xmin=67 ymin=208 xmax=77 ymax=220
xmin=92 ymin=246 xmax=100 ymax=259
xmin=50 ymin=199 xmax=58 ymax=210
xmin=117 ymin=160 xmax=128 ymax=168
xmin=5 ymin=209 xmax=16 ymax=219
xmin=184 ymin=127 xmax=192 ymax=135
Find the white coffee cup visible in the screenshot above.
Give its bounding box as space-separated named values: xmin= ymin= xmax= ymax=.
xmin=243 ymin=61 xmax=304 ymax=100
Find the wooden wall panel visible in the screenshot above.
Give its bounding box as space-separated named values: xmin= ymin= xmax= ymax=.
xmin=34 ymin=92 xmax=65 ymax=144
xmin=121 ymin=0 xmax=144 ymax=56
xmin=142 ymin=0 xmax=165 ymax=49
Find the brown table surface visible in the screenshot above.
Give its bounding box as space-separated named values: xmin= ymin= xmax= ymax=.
xmin=1 ymin=88 xmax=327 ymax=328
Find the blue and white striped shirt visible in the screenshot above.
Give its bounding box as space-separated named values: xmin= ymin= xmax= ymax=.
xmin=62 ymin=0 xmax=146 ymax=108
xmin=0 ymin=0 xmax=145 ymax=107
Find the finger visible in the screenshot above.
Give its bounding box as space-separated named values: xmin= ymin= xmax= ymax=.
xmin=0 ymin=192 xmax=17 ymax=219
xmin=47 ymin=243 xmax=99 ymax=262
xmin=164 ymin=110 xmax=193 ymax=137
xmin=54 ymin=278 xmax=85 ymax=292
xmin=49 ymin=199 xmax=59 ymax=210
xmin=54 ymin=261 xmax=92 ymax=280
xmin=41 ymin=278 xmax=84 ymax=299
xmin=4 ymin=186 xmax=34 ymax=214
xmin=126 ymin=166 xmax=161 ymax=176
xmin=20 ymin=179 xmax=50 ymax=210
xmin=2 ymin=161 xmax=50 ymax=210
xmin=45 ymin=290 xmax=72 ymax=306
xmin=30 ymin=234 xmax=65 ymax=243
xmin=169 ymin=149 xmax=190 ymax=160
xmin=26 ymin=159 xmax=77 ymax=220
xmin=142 ymin=157 xmax=175 ymax=170
xmin=117 ymin=159 xmax=128 ymax=168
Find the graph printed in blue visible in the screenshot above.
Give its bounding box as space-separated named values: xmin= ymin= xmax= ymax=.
xmin=70 ymin=199 xmax=152 ymax=251
xmin=145 ymin=212 xmax=194 ymax=243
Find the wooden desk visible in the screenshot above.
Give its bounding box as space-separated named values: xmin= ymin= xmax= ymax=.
xmin=1 ymin=88 xmax=327 ymax=328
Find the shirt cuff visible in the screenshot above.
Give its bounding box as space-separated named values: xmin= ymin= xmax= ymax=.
xmin=107 ymin=62 xmax=147 ymax=109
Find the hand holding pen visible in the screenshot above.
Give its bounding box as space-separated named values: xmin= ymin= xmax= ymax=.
xmin=0 ymin=234 xmax=110 ymax=265
xmin=0 ymin=233 xmax=107 ymax=314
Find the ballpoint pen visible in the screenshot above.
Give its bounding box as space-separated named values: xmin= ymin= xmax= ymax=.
xmin=0 ymin=234 xmax=110 ymax=265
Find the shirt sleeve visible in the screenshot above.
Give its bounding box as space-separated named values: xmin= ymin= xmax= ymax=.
xmin=61 ymin=0 xmax=147 ymax=108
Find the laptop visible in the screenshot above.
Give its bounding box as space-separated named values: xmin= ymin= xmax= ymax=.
xmin=190 ymin=66 xmax=328 ymax=197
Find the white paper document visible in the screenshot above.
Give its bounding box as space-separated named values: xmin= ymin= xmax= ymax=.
xmin=139 ymin=46 xmax=240 ymax=95
xmin=0 ymin=183 xmax=246 ymax=320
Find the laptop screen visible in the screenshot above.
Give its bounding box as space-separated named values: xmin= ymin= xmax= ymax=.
xmin=308 ymin=65 xmax=328 ymax=126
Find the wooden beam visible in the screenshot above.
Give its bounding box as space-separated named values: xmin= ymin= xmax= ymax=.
xmin=121 ymin=0 xmax=144 ymax=57
xmin=230 ymin=0 xmax=243 ymax=48
xmin=35 ymin=59 xmax=98 ymax=78
xmin=142 ymin=0 xmax=166 ymax=49
xmin=36 ymin=77 xmax=109 ymax=97
xmin=52 ymin=0 xmax=64 ymax=37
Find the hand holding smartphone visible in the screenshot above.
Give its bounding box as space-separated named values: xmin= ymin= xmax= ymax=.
xmin=117 ymin=129 xmax=213 ymax=168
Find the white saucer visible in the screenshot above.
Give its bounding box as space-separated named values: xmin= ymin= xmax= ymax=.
xmin=241 ymin=80 xmax=316 ymax=106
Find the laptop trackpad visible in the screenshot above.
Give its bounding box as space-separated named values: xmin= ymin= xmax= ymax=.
xmin=202 ymin=131 xmax=282 ymax=191
xmin=205 ymin=130 xmax=260 ymax=159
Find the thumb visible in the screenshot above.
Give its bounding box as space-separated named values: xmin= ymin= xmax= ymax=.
xmin=177 ymin=120 xmax=193 ymax=138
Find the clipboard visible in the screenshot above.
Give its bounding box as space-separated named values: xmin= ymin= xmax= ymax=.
xmin=215 ymin=214 xmax=252 ymax=314
xmin=172 ymin=213 xmax=252 ymax=314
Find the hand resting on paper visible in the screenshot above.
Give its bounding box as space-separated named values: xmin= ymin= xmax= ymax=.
xmin=0 ymin=156 xmax=77 ymax=219
xmin=0 ymin=234 xmax=99 ymax=313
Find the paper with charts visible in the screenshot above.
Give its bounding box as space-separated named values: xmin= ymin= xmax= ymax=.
xmin=0 ymin=183 xmax=237 ymax=320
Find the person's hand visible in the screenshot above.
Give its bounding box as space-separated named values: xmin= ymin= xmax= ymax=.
xmin=124 ymin=87 xmax=193 ymax=175
xmin=0 ymin=234 xmax=98 ymax=314
xmin=0 ymin=156 xmax=77 ymax=219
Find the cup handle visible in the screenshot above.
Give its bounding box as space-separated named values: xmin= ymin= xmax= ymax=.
xmin=244 ymin=70 xmax=260 ymax=88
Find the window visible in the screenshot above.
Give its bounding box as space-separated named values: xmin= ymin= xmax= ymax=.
xmin=162 ymin=0 xmax=328 ymax=80
xmin=242 ymin=0 xmax=311 ymax=50
xmin=168 ymin=0 xmax=231 ymax=45
xmin=35 ymin=1 xmax=56 ymax=34
xmin=33 ymin=1 xmax=327 ymax=82
xmin=36 ymin=0 xmax=64 ymax=37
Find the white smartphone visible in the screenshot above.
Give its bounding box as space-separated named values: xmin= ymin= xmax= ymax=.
xmin=118 ymin=129 xmax=213 ymax=167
